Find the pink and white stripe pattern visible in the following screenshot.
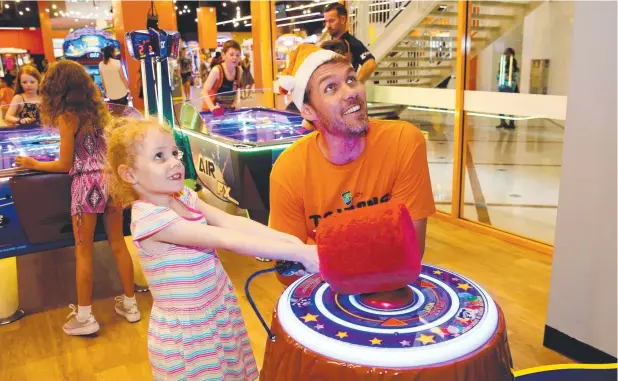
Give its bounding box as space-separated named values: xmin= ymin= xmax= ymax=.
xmin=132 ymin=187 xmax=258 ymax=381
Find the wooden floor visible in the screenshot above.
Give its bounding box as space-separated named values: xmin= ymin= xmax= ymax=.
xmin=0 ymin=217 xmax=573 ymax=381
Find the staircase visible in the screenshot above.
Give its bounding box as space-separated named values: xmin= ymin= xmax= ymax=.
xmin=353 ymin=0 xmax=543 ymax=117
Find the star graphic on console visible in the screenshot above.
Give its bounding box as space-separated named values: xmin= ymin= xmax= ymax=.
xmin=399 ymin=340 xmax=411 ymax=346
xmin=369 ymin=338 xmax=382 ymax=345
xmin=301 ymin=313 xmax=318 ymax=322
xmin=335 ymin=331 xmax=348 ymax=339
xmin=457 ymin=283 xmax=472 ymax=291
xmin=433 ymin=270 xmax=443 ymax=275
xmin=315 ymin=324 xmax=324 ymax=330
xmin=416 ymin=334 xmax=436 ymax=345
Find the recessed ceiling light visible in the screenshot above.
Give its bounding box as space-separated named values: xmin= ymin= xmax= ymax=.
xmin=223 ymin=2 xmax=227 ymax=7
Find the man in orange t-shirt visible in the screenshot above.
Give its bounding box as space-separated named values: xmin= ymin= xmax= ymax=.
xmin=271 ymin=45 xmax=435 ymax=265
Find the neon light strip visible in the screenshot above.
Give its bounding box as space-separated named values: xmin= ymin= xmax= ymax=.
xmin=406 ymin=106 xmax=539 ymax=121
xmin=140 ymin=60 xmax=149 ymax=120
xmin=173 ymin=127 xmax=294 ymax=153
xmin=156 ymin=62 xmax=164 ymax=125
xmin=277 ymin=18 xmax=324 ymax=27
xmin=276 ymin=12 xmax=321 ymax=22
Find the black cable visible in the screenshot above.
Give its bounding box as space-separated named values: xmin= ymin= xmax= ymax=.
xmin=245 ymin=267 xmax=277 ymax=342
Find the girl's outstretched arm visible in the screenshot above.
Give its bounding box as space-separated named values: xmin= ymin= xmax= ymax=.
xmin=193 ymin=197 xmax=303 ymax=244
xmin=147 ymin=218 xmax=319 ymax=272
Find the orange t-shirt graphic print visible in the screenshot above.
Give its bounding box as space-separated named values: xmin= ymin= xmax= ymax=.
xmin=269 ymin=119 xmax=436 ymax=243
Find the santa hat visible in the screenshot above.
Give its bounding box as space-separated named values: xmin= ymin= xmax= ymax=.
xmin=278 ymin=44 xmax=338 ymax=111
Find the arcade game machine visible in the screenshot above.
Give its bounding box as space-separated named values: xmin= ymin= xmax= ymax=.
xmin=62 ymin=27 xmax=123 ymax=96
xmin=0 ymin=48 xmax=31 ymax=78
xmin=124 ymin=28 xmax=196 ymax=180
xmin=176 ymin=95 xmax=311 ymax=225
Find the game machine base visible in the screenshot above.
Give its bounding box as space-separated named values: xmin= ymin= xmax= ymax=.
xmin=256 ymin=265 xmax=514 ymax=381
xmin=0 ymin=104 xmax=143 ymax=325
xmin=175 ymin=97 xmax=311 ymax=225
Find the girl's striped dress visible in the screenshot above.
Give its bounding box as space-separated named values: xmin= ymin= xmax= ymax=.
xmin=131 ymin=187 xmax=258 ymax=381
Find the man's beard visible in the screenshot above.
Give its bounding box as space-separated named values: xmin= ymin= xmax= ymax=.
xmin=317 ymin=107 xmax=369 ymax=137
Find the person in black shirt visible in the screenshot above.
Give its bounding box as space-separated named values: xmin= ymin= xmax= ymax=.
xmin=323 ymin=2 xmax=376 ymax=83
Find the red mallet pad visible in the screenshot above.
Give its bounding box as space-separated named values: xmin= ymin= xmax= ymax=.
xmin=316 ymin=202 xmax=421 ymax=295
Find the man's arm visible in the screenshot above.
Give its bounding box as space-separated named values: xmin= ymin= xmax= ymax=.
xmin=413 ymin=219 xmax=428 ymax=258
xmin=357 ymin=58 xmax=376 ymax=83
xmin=348 ymin=36 xmax=377 ymax=83
xmin=390 ymin=123 xmax=436 ymax=257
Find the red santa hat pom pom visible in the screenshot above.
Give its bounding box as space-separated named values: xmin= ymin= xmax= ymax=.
xmin=316 ymin=202 xmax=422 ymax=295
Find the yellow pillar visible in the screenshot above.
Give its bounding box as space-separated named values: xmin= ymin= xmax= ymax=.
xmin=250 ymin=0 xmax=276 ymax=107
xmin=112 ymin=0 xmax=177 ymax=112
xmin=0 ymin=257 xmax=22 ymax=322
xmin=198 ymin=7 xmax=218 ymax=50
xmin=37 ymin=0 xmax=55 ymax=63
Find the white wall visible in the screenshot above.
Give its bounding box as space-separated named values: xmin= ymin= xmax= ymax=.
xmin=546 ymin=0 xmax=617 ymax=358
xmin=476 ymin=0 xmax=574 ymax=96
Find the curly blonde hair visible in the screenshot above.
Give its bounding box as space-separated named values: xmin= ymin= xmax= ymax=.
xmin=105 ymin=118 xmax=174 ymax=208
xmin=40 ymin=60 xmax=110 ymax=132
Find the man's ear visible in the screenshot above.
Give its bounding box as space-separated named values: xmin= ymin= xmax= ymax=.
xmin=300 ymin=102 xmax=318 ymax=123
xmin=118 ymin=164 xmax=138 ymax=185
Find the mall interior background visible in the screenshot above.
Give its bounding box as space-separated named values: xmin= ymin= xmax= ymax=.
xmin=0 ymin=0 xmax=615 ymax=362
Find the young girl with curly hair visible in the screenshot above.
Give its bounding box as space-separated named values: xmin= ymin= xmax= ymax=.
xmin=4 ymin=64 xmax=42 ymax=126
xmin=14 ymin=60 xmax=141 ymax=335
xmin=106 ymin=119 xmax=319 ymax=381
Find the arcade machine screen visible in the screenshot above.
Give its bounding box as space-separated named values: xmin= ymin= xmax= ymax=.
xmin=125 ymin=31 xmax=156 ymax=60
xmin=63 ymin=31 xmax=122 ymax=95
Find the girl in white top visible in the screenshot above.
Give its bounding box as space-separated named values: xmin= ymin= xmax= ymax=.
xmin=99 ymin=45 xmax=130 ymax=105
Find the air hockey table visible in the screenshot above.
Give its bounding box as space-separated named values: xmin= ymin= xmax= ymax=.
xmin=260 ymin=264 xmax=515 ymax=381
xmin=175 ymin=104 xmax=310 ymax=224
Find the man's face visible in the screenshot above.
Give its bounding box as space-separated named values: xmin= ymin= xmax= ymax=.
xmin=301 ymin=60 xmax=369 ymax=137
xmin=324 ymin=10 xmax=345 ymax=37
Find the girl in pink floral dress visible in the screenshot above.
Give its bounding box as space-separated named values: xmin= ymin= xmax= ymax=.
xmin=15 ymin=60 xmax=141 ymax=336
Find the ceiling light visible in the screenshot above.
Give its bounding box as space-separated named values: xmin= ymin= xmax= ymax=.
xmin=195 ymin=18 xmax=198 ymax=22
xmin=45 ymin=8 xmax=49 ymax=12
xmin=236 ymin=6 xmax=240 ymax=10
xmin=187 ymin=9 xmax=191 ymax=13
xmin=286 ymin=5 xmax=290 ymax=9
xmin=210 ymin=8 xmax=213 ymax=12
xmin=175 ymin=6 xmax=178 ymax=10
xmin=4 ymin=4 xmax=9 ymax=9
xmin=196 ymin=8 xmax=200 ymax=12
xmin=183 ymin=5 xmax=187 ymax=9
xmin=54 ymin=12 xmax=58 ymax=16
xmin=19 ymin=11 xmax=23 ymax=15
xmin=25 ymin=7 xmax=30 ymax=11
xmin=223 ymin=2 xmax=227 ymax=7
xmin=52 ymin=4 xmax=57 ymax=9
